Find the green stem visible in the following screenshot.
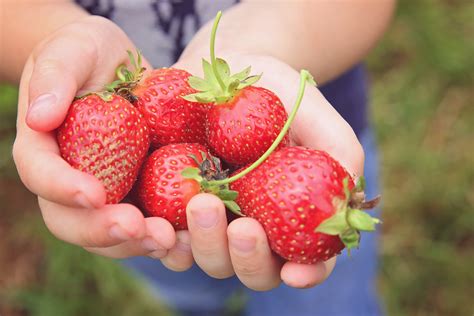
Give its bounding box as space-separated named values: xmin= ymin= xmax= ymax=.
xmin=210 ymin=11 xmax=226 ymax=92
xmin=210 ymin=69 xmax=314 ymax=186
xmin=116 ymin=65 xmax=126 ymax=82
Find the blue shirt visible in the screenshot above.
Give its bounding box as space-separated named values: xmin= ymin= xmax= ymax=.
xmin=76 ymin=0 xmax=367 ymax=135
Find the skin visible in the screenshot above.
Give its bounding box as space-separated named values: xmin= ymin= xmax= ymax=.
xmin=2 ymin=0 xmax=395 ymax=291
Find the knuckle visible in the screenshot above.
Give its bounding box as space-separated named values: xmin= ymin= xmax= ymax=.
xmin=235 ymin=260 xmax=265 ymax=278
xmin=33 ymin=58 xmax=66 ymax=78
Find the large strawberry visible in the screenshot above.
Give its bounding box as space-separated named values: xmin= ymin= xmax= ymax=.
xmin=107 ymin=52 xmax=210 ymax=148
xmin=230 ymin=147 xmax=380 ymax=264
xmin=135 ymin=143 xmax=239 ymax=230
xmin=57 ymin=93 xmax=150 ymax=204
xmin=184 ymin=12 xmax=289 ymax=167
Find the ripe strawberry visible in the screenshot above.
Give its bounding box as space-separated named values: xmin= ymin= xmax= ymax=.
xmin=132 ymin=68 xmax=210 ymax=148
xmin=230 ymin=146 xmax=380 ymax=264
xmin=205 ymin=86 xmax=289 ymax=167
xmin=183 ymin=12 xmax=289 ymax=167
xmin=135 ymin=143 xmax=238 ymax=230
xmin=107 ymin=52 xmax=210 ymax=148
xmin=57 ymin=93 xmax=150 ymax=204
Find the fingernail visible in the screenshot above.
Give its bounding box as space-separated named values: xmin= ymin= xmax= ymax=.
xmin=230 ymin=236 xmax=256 ymax=254
xmin=141 ymin=237 xmax=164 ymax=252
xmin=192 ymin=208 xmax=218 ymax=229
xmin=176 ymin=233 xmax=192 ymax=252
xmin=28 ymin=93 xmax=57 ymax=117
xmin=109 ymin=225 xmax=130 ymax=241
xmin=74 ymin=192 xmax=95 ymax=209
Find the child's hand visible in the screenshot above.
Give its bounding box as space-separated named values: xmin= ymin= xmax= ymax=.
xmin=175 ymin=54 xmax=365 ymax=291
xmin=12 ymin=16 xmax=182 ymax=262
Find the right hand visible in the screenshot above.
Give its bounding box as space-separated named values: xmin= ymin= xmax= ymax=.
xmin=12 ymin=16 xmax=193 ymax=270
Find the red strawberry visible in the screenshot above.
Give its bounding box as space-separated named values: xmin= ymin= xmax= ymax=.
xmin=135 ymin=143 xmax=238 ymax=230
xmin=133 ymin=68 xmax=210 ymax=148
xmin=183 ymin=12 xmax=288 ymax=167
xmin=57 ymin=93 xmax=150 ymax=204
xmin=106 ymin=52 xmax=210 ymax=148
xmin=205 ymin=86 xmax=288 ymax=166
xmin=230 ymin=146 xmax=380 ymax=264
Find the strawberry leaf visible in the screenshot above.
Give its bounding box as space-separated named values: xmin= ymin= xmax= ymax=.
xmin=339 ymin=229 xmax=360 ymax=250
xmin=315 ymin=212 xmax=348 ymax=235
xmin=217 ymin=189 xmax=238 ymax=200
xmin=231 ymin=66 xmax=251 ymax=81
xmin=354 ymin=176 xmax=366 ymax=192
xmin=182 ymin=92 xmax=215 ymax=103
xmin=181 ymin=167 xmax=203 ymax=182
xmin=347 ymin=209 xmax=380 ymax=231
xmin=188 ymin=76 xmax=212 ymax=91
xmin=342 ymin=177 xmax=351 ymax=201
xmin=216 ymin=58 xmax=230 ymax=81
xmin=202 ymin=59 xmax=218 ymax=86
xmin=238 ymin=74 xmax=262 ymax=89
xmin=223 ymin=200 xmax=243 ymax=216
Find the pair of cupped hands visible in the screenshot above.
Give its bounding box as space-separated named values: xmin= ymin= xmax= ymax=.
xmin=13 ymin=16 xmax=364 ymax=291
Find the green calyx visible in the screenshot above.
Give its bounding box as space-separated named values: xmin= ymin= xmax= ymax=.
xmin=181 ymin=151 xmax=242 ymax=216
xmin=105 ymin=50 xmax=146 ymax=102
xmin=315 ymin=177 xmax=381 ymax=251
xmin=183 ymin=11 xmax=261 ymax=104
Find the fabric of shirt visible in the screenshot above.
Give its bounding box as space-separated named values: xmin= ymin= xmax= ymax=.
xmin=75 ymin=0 xmax=368 ymax=135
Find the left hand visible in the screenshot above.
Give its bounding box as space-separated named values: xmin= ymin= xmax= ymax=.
xmin=165 ymin=54 xmax=365 ymax=291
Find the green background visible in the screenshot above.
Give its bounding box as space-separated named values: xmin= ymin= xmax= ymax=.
xmin=1 ymin=1 xmax=473 ymax=315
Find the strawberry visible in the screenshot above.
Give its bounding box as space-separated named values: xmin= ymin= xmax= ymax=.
xmin=133 ymin=68 xmax=210 ymax=148
xmin=57 ymin=93 xmax=150 ymax=204
xmin=106 ymin=52 xmax=210 ymax=148
xmin=183 ymin=12 xmax=289 ymax=167
xmin=135 ymin=143 xmax=239 ymax=230
xmin=230 ymin=146 xmax=380 ymax=264
xmin=204 ymin=85 xmax=289 ymax=167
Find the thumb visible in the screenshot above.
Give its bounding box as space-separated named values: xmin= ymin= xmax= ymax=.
xmin=26 ymin=36 xmax=97 ymax=132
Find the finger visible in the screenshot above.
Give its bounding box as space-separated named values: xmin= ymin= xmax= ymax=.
xmin=227 ymin=218 xmax=283 ymax=291
xmin=39 ymin=198 xmax=146 ymax=248
xmin=187 ymin=194 xmax=234 ymax=279
xmin=280 ymin=257 xmax=337 ymax=289
xmin=13 ymin=136 xmax=106 ymax=208
xmin=85 ymin=217 xmax=176 ymax=259
xmin=26 ymin=34 xmax=98 ymax=131
xmin=161 ymin=230 xmax=194 ymax=272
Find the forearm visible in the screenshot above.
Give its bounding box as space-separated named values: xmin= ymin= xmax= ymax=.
xmin=182 ymin=0 xmax=395 ymax=84
xmin=0 ymin=0 xmax=89 ymax=83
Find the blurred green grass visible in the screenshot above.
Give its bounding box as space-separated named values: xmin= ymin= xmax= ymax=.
xmin=0 ymin=0 xmax=473 ymax=315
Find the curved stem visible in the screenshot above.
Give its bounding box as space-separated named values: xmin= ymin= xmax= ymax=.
xmin=210 ymin=70 xmax=314 ymax=186
xmin=116 ymin=65 xmax=126 ymax=82
xmin=210 ymin=11 xmax=226 ymax=92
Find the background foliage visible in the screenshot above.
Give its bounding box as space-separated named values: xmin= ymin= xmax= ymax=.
xmin=1 ymin=1 xmax=472 ymax=315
